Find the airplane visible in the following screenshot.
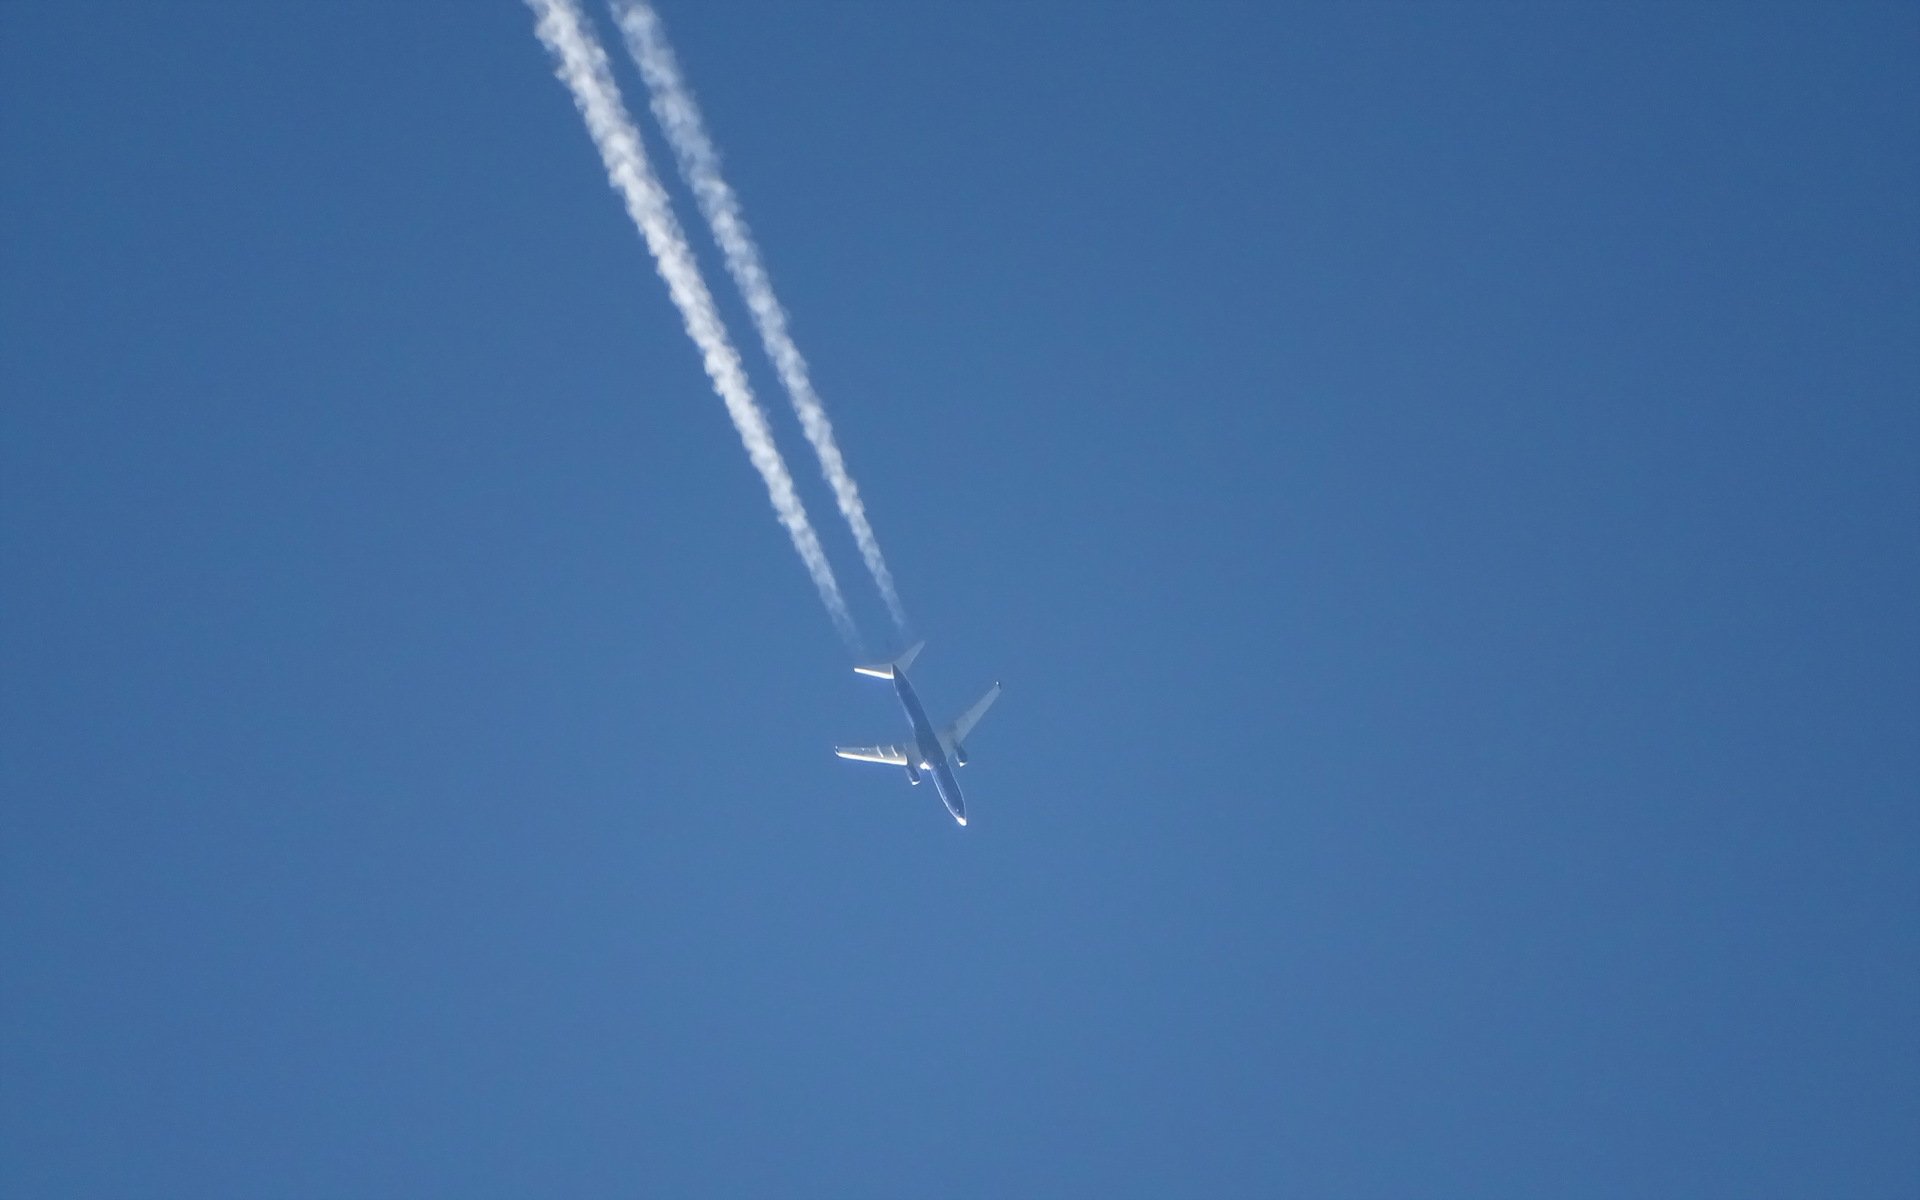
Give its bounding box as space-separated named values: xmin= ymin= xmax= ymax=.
xmin=833 ymin=641 xmax=999 ymax=826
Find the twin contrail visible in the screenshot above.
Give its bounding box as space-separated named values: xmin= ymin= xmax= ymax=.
xmin=611 ymin=0 xmax=909 ymax=635
xmin=525 ymin=0 xmax=859 ymax=650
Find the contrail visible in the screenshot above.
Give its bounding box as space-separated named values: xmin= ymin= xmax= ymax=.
xmin=525 ymin=0 xmax=860 ymax=650
xmin=612 ymin=0 xmax=911 ymax=635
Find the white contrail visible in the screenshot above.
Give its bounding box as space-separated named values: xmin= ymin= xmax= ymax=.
xmin=525 ymin=0 xmax=860 ymax=650
xmin=612 ymin=0 xmax=911 ymax=635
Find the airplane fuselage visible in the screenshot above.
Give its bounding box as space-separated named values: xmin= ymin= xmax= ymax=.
xmin=891 ymin=669 xmax=967 ymax=826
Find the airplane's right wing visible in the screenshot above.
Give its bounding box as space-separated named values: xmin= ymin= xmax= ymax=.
xmin=942 ymin=682 xmax=1002 ymax=746
xmin=834 ymin=743 xmax=910 ymax=766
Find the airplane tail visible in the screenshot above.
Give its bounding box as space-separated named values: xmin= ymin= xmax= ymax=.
xmin=854 ymin=640 xmax=925 ymax=680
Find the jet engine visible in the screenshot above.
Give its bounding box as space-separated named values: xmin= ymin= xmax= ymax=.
xmin=905 ymin=762 xmax=922 ymax=785
xmin=953 ymin=743 xmax=968 ymax=767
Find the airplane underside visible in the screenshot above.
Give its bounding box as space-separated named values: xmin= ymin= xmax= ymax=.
xmin=833 ymin=641 xmax=998 ymax=827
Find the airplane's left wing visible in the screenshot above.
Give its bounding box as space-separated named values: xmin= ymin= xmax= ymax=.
xmin=834 ymin=743 xmax=910 ymax=766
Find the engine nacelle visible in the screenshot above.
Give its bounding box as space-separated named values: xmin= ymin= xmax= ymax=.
xmin=905 ymin=762 xmax=922 ymax=785
xmin=953 ymin=743 xmax=968 ymax=767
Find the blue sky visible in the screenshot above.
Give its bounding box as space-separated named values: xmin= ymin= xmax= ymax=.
xmin=3 ymin=2 xmax=1916 ymax=1195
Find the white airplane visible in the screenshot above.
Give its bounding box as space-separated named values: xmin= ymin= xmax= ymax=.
xmin=833 ymin=641 xmax=1000 ymax=826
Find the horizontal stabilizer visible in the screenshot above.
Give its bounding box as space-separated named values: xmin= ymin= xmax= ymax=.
xmin=854 ymin=639 xmax=925 ymax=680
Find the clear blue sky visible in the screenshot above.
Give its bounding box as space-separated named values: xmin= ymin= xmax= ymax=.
xmin=4 ymin=2 xmax=1916 ymax=1195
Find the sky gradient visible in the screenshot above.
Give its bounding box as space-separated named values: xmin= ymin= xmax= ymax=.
xmin=4 ymin=2 xmax=1916 ymax=1195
